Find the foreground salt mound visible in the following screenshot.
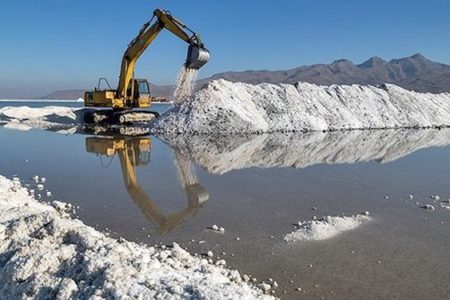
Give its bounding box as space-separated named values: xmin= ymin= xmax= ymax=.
xmin=284 ymin=215 xmax=370 ymax=242
xmin=151 ymin=80 xmax=450 ymax=134
xmin=0 ymin=176 xmax=273 ymax=299
xmin=160 ymin=128 xmax=450 ymax=174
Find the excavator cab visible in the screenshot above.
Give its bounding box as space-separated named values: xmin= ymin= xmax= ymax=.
xmin=126 ymin=79 xmax=151 ymax=108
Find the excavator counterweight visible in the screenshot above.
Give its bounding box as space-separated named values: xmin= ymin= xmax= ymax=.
xmin=84 ymin=8 xmax=210 ymax=125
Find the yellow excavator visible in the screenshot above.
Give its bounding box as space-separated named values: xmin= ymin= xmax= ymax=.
xmin=84 ymin=9 xmax=210 ymax=124
xmin=85 ymin=136 xmax=209 ymax=233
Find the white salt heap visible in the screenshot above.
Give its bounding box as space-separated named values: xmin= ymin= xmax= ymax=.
xmin=152 ymin=80 xmax=450 ymax=135
xmin=0 ymin=106 xmax=91 ymax=130
xmin=3 ymin=80 xmax=450 ymax=135
xmin=0 ymin=175 xmax=273 ymax=299
xmin=284 ymin=214 xmax=370 ymax=242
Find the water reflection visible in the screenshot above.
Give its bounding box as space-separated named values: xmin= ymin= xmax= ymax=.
xmin=158 ymin=128 xmax=450 ymax=174
xmin=85 ymin=135 xmax=208 ymax=233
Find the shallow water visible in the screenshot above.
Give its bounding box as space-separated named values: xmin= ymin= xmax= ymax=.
xmin=1 ymin=103 xmax=450 ymax=299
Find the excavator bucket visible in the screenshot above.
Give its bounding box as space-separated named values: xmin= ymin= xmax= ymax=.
xmin=185 ymin=45 xmax=210 ymax=70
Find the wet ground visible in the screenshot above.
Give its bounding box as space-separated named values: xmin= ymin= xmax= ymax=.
xmin=1 ymin=102 xmax=450 ymax=299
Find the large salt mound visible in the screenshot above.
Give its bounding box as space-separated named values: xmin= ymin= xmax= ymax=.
xmin=151 ymin=80 xmax=450 ymax=134
xmin=0 ymin=176 xmax=273 ymax=299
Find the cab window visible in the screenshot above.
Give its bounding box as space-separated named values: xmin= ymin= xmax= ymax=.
xmin=138 ymin=81 xmax=150 ymax=95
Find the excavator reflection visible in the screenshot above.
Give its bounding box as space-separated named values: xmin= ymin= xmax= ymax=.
xmin=85 ymin=136 xmax=208 ymax=234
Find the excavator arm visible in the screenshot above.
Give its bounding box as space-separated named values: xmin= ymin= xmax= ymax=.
xmin=117 ymin=9 xmax=210 ymax=99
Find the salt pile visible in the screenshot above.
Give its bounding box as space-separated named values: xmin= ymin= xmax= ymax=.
xmin=152 ymin=79 xmax=450 ymax=135
xmin=3 ymin=80 xmax=450 ymax=135
xmin=284 ymin=214 xmax=370 ymax=242
xmin=0 ymin=106 xmax=91 ymax=130
xmin=0 ymin=175 xmax=273 ymax=299
xmin=160 ymin=129 xmax=450 ymax=175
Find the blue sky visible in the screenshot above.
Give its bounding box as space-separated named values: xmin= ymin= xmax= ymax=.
xmin=0 ymin=0 xmax=449 ymax=97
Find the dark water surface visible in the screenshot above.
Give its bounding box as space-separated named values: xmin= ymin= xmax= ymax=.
xmin=1 ymin=103 xmax=450 ymax=299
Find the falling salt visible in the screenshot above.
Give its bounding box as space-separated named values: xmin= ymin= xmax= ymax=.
xmin=173 ymin=67 xmax=198 ymax=105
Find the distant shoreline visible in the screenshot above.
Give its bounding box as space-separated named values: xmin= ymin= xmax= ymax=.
xmin=0 ymin=99 xmax=173 ymax=105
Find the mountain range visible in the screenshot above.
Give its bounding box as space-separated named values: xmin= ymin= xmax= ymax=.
xmin=38 ymin=54 xmax=450 ymax=99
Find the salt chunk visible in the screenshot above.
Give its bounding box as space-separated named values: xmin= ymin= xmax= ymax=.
xmin=215 ymin=259 xmax=226 ymax=266
xmin=422 ymin=204 xmax=435 ymax=211
xmin=259 ymin=283 xmax=271 ymax=292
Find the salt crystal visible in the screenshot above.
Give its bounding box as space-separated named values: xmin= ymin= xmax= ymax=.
xmin=422 ymin=204 xmax=435 ymax=211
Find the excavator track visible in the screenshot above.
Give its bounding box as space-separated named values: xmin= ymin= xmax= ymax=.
xmin=84 ymin=110 xmax=160 ymax=125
